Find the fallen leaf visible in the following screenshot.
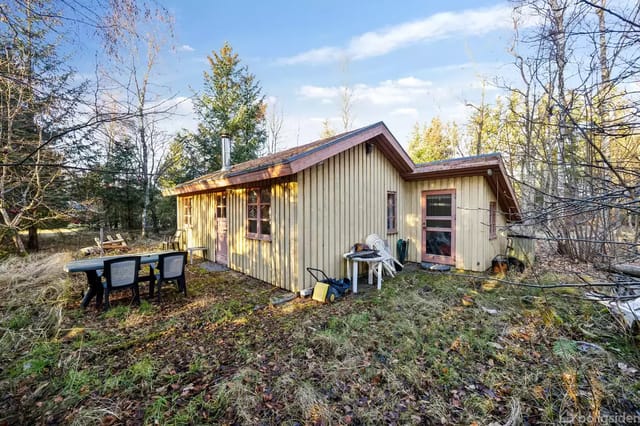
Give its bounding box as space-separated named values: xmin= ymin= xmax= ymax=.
xmin=488 ymin=342 xmax=504 ymax=350
xmin=481 ymin=306 xmax=498 ymax=315
xmin=618 ymin=362 xmax=638 ymax=375
xmin=462 ymin=295 xmax=474 ymax=306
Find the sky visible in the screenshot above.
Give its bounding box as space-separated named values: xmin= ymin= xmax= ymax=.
xmin=118 ymin=1 xmax=530 ymax=150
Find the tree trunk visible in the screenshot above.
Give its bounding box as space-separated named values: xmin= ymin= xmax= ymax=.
xmin=27 ymin=225 xmax=38 ymax=251
xmin=12 ymin=232 xmax=26 ymax=254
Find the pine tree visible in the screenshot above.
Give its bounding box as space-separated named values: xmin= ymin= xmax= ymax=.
xmin=0 ymin=1 xmax=82 ymax=253
xmin=190 ymin=42 xmax=267 ymax=173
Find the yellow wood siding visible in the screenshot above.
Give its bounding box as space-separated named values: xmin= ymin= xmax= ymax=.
xmin=405 ymin=176 xmax=508 ymax=271
xmin=177 ymin=193 xmax=214 ymax=254
xmin=174 ymin=149 xmax=512 ymax=290
xmin=177 ymin=181 xmax=299 ymax=291
xmin=297 ymin=143 xmax=405 ymax=290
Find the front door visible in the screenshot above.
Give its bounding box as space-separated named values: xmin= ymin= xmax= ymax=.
xmin=215 ymin=192 xmax=228 ymax=265
xmin=421 ymin=190 xmax=456 ymax=265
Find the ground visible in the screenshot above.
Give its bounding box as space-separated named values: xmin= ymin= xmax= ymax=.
xmin=0 ymin=235 xmax=639 ymax=425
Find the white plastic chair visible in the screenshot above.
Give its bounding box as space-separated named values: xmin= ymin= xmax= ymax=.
xmin=365 ymin=234 xmax=403 ymax=278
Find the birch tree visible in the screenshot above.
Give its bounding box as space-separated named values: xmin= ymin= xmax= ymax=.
xmin=100 ymin=0 xmax=175 ymax=237
xmin=507 ymin=0 xmax=640 ymax=261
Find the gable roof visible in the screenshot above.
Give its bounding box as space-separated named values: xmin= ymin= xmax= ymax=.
xmin=163 ymin=121 xmax=521 ymax=221
xmin=409 ymin=153 xmax=521 ymax=222
xmin=164 ymin=122 xmax=412 ymax=195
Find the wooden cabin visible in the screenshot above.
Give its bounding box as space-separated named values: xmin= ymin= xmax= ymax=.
xmin=163 ymin=122 xmax=521 ymax=292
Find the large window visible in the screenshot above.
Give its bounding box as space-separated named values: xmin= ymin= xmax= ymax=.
xmin=387 ymin=192 xmax=397 ymax=234
xmin=489 ymin=201 xmax=497 ymax=240
xmin=183 ymin=197 xmax=192 ymax=227
xmin=247 ymin=187 xmax=271 ymax=240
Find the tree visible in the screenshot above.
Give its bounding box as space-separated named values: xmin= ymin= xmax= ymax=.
xmin=0 ymin=0 xmax=84 ymax=253
xmin=320 ymin=118 xmax=336 ymax=138
xmin=266 ymin=102 xmax=284 ymax=154
xmin=340 ymin=58 xmax=355 ymax=132
xmin=99 ymin=0 xmax=174 ymax=237
xmin=407 ymin=117 xmax=459 ymax=163
xmin=186 ymin=42 xmax=266 ymax=175
xmin=502 ymin=0 xmax=640 ymax=261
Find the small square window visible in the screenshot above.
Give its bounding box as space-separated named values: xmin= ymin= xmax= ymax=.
xmin=247 ymin=187 xmax=271 ymax=240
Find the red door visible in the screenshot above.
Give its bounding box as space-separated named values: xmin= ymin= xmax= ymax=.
xmin=421 ymin=190 xmax=456 ymax=265
xmin=215 ymin=192 xmax=228 ymax=265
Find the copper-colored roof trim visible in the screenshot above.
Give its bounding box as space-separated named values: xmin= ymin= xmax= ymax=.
xmin=163 ymin=122 xmax=412 ymax=196
xmin=162 ymin=122 xmax=521 ymax=221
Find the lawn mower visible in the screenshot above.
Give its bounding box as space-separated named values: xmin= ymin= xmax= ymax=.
xmin=307 ymin=267 xmax=351 ymax=303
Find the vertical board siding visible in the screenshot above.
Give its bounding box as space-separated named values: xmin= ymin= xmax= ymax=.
xmin=176 ymin=148 xmax=512 ymax=290
xmin=177 ymin=193 xmax=215 ymax=260
xmin=176 ymin=181 xmax=298 ymax=291
xmin=405 ymin=176 xmax=508 ymax=271
xmin=297 ymin=144 xmax=405 ymax=290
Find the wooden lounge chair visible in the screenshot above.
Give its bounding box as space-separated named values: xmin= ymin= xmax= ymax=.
xmin=95 ymin=234 xmax=128 ymax=251
xmin=162 ymin=229 xmax=182 ymax=250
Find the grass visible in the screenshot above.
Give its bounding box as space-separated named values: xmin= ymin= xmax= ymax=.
xmin=0 ymin=249 xmax=639 ymax=424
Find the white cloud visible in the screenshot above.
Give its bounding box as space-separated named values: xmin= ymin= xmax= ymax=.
xmin=280 ymin=4 xmax=528 ymax=65
xmin=178 ymin=44 xmax=195 ymax=52
xmin=390 ymin=108 xmax=419 ymax=118
xmin=299 ymin=85 xmax=341 ymax=100
xmin=298 ymin=76 xmax=433 ymax=106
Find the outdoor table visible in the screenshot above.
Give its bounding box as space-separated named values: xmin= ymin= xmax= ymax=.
xmin=343 ymin=253 xmax=384 ymax=294
xmin=64 ymin=252 xmax=169 ymax=308
xmin=187 ymin=246 xmax=208 ymax=264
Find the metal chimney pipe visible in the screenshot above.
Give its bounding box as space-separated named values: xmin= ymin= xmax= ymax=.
xmin=221 ymin=133 xmax=231 ymax=171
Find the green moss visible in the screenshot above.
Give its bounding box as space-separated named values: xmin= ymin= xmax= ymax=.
xmin=14 ymin=341 xmax=60 ymax=378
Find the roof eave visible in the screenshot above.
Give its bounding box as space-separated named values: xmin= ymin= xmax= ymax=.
xmin=162 ymin=163 xmax=293 ymax=196
xmin=406 ymin=155 xmax=522 ymax=222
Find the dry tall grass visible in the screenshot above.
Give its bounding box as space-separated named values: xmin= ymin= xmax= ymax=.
xmin=0 ymin=252 xmax=73 ymax=358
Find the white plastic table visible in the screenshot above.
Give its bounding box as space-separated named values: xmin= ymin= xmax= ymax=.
xmin=343 ymin=253 xmax=384 ymax=294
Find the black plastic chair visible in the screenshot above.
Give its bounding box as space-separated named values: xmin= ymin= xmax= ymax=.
xmin=151 ymin=252 xmax=187 ymax=301
xmin=102 ymin=256 xmax=141 ymax=310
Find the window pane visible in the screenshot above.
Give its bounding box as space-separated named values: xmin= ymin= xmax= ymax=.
xmin=248 ymin=205 xmax=258 ymax=219
xmin=260 ymin=188 xmax=271 ymax=204
xmin=425 ymin=231 xmax=452 ymax=256
xmin=426 ymin=194 xmax=452 ymax=217
xmin=260 ymin=220 xmax=271 ymax=235
xmin=260 ymin=205 xmax=270 ymax=220
xmin=248 ymin=220 xmax=257 ymax=233
xmin=248 ymin=189 xmax=258 ymax=204
xmin=426 ymin=220 xmax=451 ymax=228
xmin=387 ymin=193 xmax=396 ymax=231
